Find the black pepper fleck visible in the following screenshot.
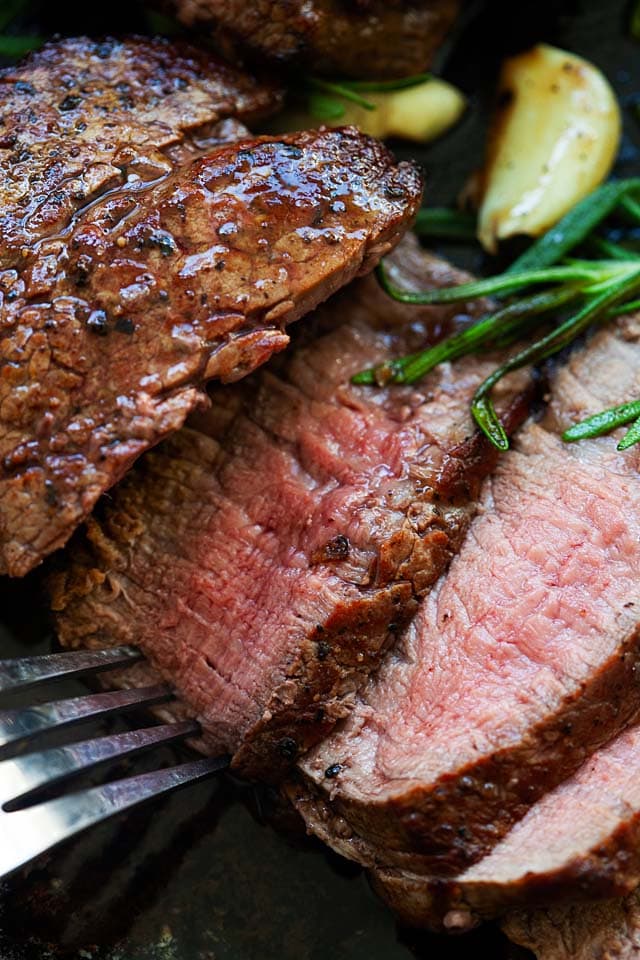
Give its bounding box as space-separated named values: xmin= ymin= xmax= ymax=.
xmin=325 ymin=764 xmax=342 ymax=779
xmin=277 ymin=737 xmax=298 ymax=760
xmin=317 ymin=640 xmax=331 ymax=661
xmin=115 ymin=317 xmax=135 ymax=335
xmin=59 ymin=95 xmax=83 ymax=112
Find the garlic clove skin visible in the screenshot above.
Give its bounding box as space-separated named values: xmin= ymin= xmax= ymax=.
xmin=478 ymin=44 xmax=621 ymax=253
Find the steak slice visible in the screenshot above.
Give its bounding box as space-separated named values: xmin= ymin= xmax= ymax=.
xmin=502 ymin=896 xmax=640 ymax=960
xmin=166 ymin=0 xmax=460 ymax=80
xmin=294 ymin=315 xmax=640 ymax=878
xmin=50 ymin=237 xmax=530 ymax=782
xmin=0 ymin=39 xmax=422 ymax=576
xmin=372 ymin=721 xmax=640 ymax=930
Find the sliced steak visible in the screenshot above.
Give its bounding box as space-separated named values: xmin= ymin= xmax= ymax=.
xmin=372 ymin=721 xmax=640 ymax=930
xmin=0 ymin=39 xmax=422 ymax=576
xmin=50 ymin=237 xmax=530 ymax=782
xmin=166 ymin=0 xmax=460 ymax=79
xmin=294 ymin=315 xmax=640 ymax=879
xmin=502 ymin=896 xmax=640 ymax=960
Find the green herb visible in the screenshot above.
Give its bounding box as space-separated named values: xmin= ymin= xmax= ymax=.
xmin=305 ymin=72 xmax=431 ymax=121
xmin=471 ymin=270 xmax=640 ymax=450
xmin=355 ymin=180 xmax=640 ymax=453
xmin=0 ymin=34 xmax=42 ymax=57
xmin=352 ymin=284 xmax=582 ymax=386
xmin=630 ymin=0 xmax=640 ymax=41
xmin=588 ymin=235 xmax=640 ymax=261
xmin=342 ymin=73 xmax=432 ymax=93
xmin=374 ymin=258 xmax=621 ymax=307
xmin=308 ymin=77 xmax=376 ymax=111
xmin=619 ymin=193 xmax=640 ymax=223
xmin=308 ymin=91 xmax=348 ymax=121
xmin=506 ymin=179 xmax=640 ymax=273
xmin=413 ymin=207 xmax=477 ymax=241
xmin=563 ymin=398 xmax=640 ymax=451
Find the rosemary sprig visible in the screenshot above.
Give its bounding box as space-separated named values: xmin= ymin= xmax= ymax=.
xmin=413 ymin=207 xmax=477 ymax=241
xmin=0 ymin=35 xmax=41 ymax=56
xmin=352 ymin=284 xmax=582 ymax=386
xmin=306 ymin=73 xmax=431 ymax=121
xmin=472 ymin=270 xmax=640 ymax=450
xmin=0 ymin=0 xmax=42 ymax=58
xmin=308 ymin=77 xmax=376 ymax=112
xmin=374 ymin=260 xmax=611 ymax=306
xmin=563 ymin=398 xmax=640 ymax=451
xmin=343 ymin=73 xmax=432 ymax=92
xmin=506 ymin=179 xmax=640 ymax=272
xmin=355 ymin=178 xmax=640 ymax=452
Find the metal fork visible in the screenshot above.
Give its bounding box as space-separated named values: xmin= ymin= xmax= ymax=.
xmin=0 ymin=645 xmax=228 ymax=879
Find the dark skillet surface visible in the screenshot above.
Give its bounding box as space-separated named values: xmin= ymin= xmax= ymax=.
xmin=0 ymin=1 xmax=638 ymax=957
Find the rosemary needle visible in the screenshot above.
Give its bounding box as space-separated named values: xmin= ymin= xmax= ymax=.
xmin=471 ymin=269 xmax=640 ymax=450
xmin=353 ymin=284 xmax=581 ymax=386
xmin=374 ymin=260 xmax=608 ymax=306
xmin=563 ymin=398 xmax=640 ymax=450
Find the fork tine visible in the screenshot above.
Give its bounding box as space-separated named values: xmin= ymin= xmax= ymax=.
xmin=0 ymin=684 xmax=172 ymax=755
xmin=0 ymin=720 xmax=200 ymax=809
xmin=0 ymin=756 xmax=229 ymax=879
xmin=0 ymin=646 xmax=142 ymax=693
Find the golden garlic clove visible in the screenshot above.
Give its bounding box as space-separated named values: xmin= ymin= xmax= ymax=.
xmin=335 ymin=79 xmax=466 ymax=143
xmin=478 ymin=43 xmax=621 ymax=253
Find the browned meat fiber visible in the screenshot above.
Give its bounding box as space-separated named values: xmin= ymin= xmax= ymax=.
xmin=293 ymin=316 xmax=640 ymax=891
xmin=0 ymin=38 xmax=422 ymax=577
xmin=503 ymin=894 xmax=640 ymax=960
xmin=51 ymin=237 xmax=530 ymax=782
xmin=165 ymin=0 xmax=460 ymax=79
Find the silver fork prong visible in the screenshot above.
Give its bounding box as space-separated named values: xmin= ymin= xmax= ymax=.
xmin=0 ymin=756 xmax=229 ymax=879
xmin=0 ymin=646 xmax=142 ymax=693
xmin=0 ymin=720 xmax=200 ymax=809
xmin=0 ymin=684 xmax=172 ymax=755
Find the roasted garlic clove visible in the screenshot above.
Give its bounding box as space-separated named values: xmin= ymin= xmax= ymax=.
xmin=478 ymin=44 xmax=621 ymax=253
xmin=335 ymin=78 xmax=466 ymax=143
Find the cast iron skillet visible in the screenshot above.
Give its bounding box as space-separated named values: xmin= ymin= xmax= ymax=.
xmin=0 ymin=1 xmax=637 ymax=957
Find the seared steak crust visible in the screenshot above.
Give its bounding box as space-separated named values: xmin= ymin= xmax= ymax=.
xmin=0 ymin=39 xmax=421 ymax=576
xmin=294 ymin=317 xmax=640 ymax=886
xmin=369 ymin=721 xmax=640 ymax=929
xmin=51 ymin=238 xmax=529 ymax=782
xmin=167 ymin=0 xmax=460 ymax=79
xmin=503 ymin=895 xmax=640 ymax=960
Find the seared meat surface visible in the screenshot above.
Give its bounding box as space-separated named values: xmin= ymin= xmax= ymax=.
xmin=0 ymin=38 xmax=421 ymax=576
xmin=293 ymin=316 xmax=640 ymax=902
xmin=165 ymin=0 xmax=460 ymax=79
xmin=503 ymin=896 xmax=640 ymax=960
xmin=376 ymin=720 xmax=640 ymax=929
xmin=51 ymin=238 xmax=530 ymax=781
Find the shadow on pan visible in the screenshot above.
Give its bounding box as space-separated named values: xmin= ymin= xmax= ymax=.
xmin=0 ymin=0 xmax=638 ymax=957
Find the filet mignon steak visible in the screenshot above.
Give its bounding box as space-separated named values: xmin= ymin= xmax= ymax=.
xmin=374 ymin=720 xmax=640 ymax=929
xmin=294 ymin=315 xmax=640 ymax=884
xmin=0 ymin=38 xmax=422 ymax=576
xmin=50 ymin=237 xmax=530 ymax=781
xmin=165 ymin=0 xmax=460 ymax=79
